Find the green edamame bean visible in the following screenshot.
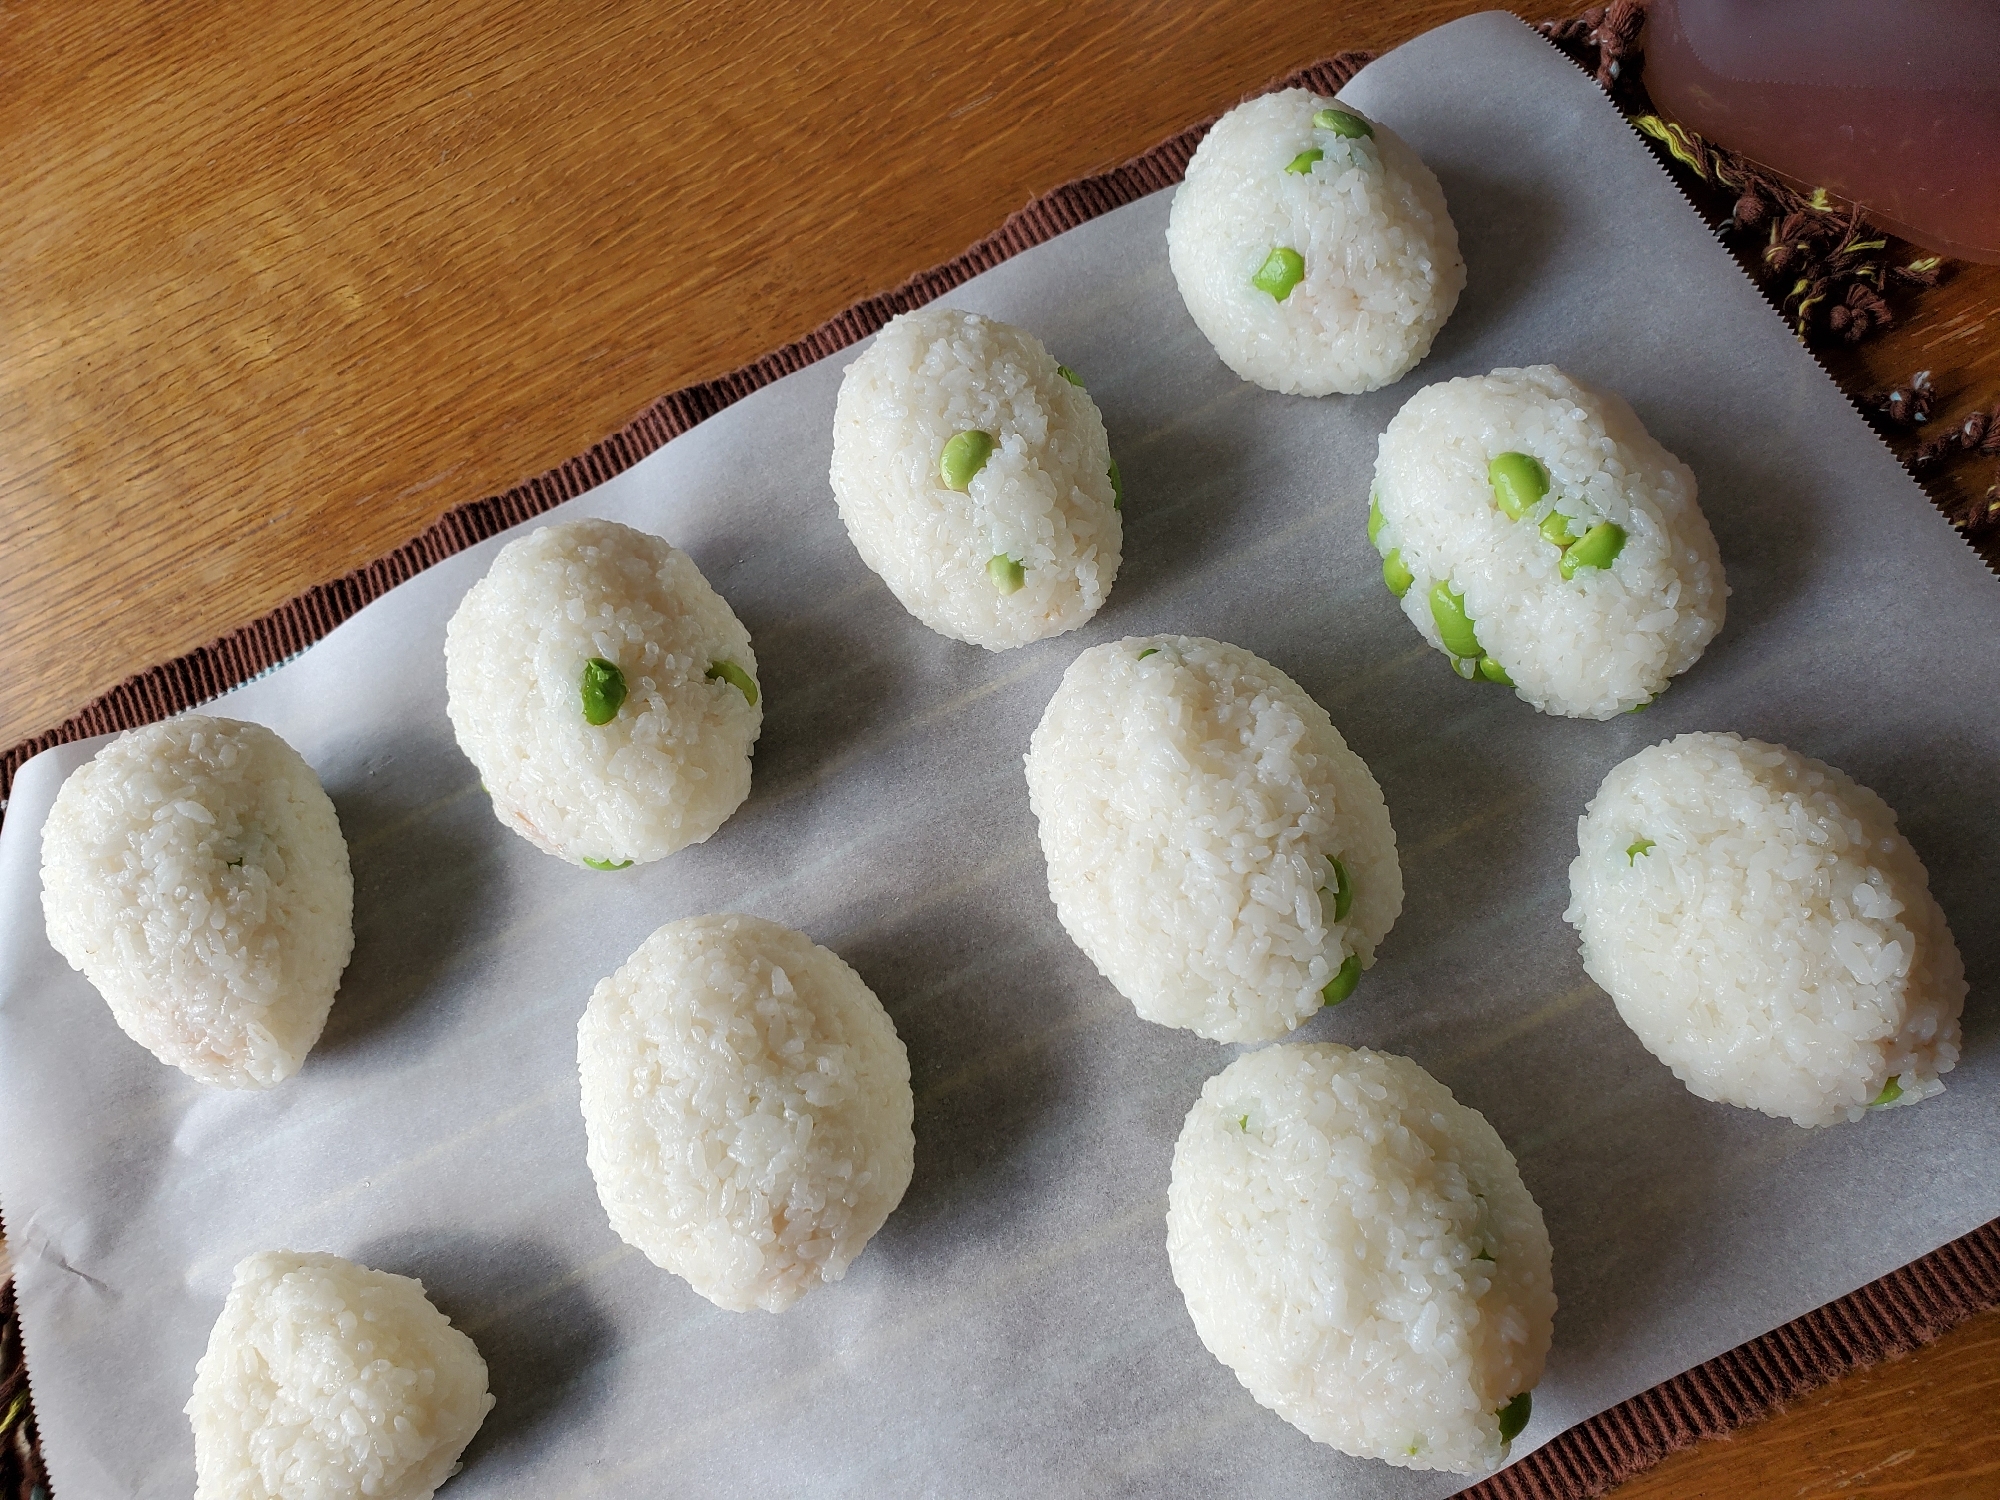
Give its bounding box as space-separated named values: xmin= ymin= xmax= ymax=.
xmin=1285 ymin=147 xmax=1324 ymax=174
xmin=1327 ymin=856 xmax=1353 ymax=922
xmin=705 ymin=659 xmax=759 ymax=707
xmin=1367 ymin=492 xmax=1386 ymax=549
xmin=583 ymin=856 xmax=634 ymax=871
xmin=1322 ymin=953 xmax=1362 ymax=1006
xmin=580 ymin=657 xmax=628 ymax=725
xmin=1252 ymin=246 xmax=1306 ymax=301
xmin=1539 ymin=509 xmax=1577 ymax=550
xmin=1626 ymin=837 xmax=1654 ymax=863
xmin=988 ymin=554 xmax=1026 ymax=594
xmin=1488 ymin=452 xmax=1548 ymax=521
xmin=1429 ymin=582 xmax=1482 ymax=659
xmin=1108 ymin=458 xmax=1122 ymax=510
xmin=1478 ymin=655 xmax=1514 ymax=687
xmin=1137 ymin=647 xmax=1159 ymax=660
xmin=1382 ymin=549 xmax=1413 ymax=598
xmin=1056 ymin=364 xmax=1084 ymax=387
xmin=1559 ymin=521 xmax=1627 ymax=578
xmin=1497 ymin=1392 xmax=1533 ymax=1443
xmin=1870 ymin=1077 xmax=1904 ymax=1108
xmin=940 ymin=430 xmax=995 ymax=491
xmin=1312 ymin=107 xmax=1372 ymax=138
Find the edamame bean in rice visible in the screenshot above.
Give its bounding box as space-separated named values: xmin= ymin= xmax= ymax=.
xmin=1168 ymin=1044 xmax=1556 ymax=1473
xmin=1167 ymin=90 xmax=1464 ymax=395
xmin=1025 ymin=637 xmax=1401 ymax=1042
xmin=444 ymin=517 xmax=761 ymax=869
xmin=1566 ymin=733 xmax=1965 ymax=1127
xmin=1370 ymin=365 xmax=1726 ymax=718
xmin=828 ymin=306 xmax=1122 ymax=649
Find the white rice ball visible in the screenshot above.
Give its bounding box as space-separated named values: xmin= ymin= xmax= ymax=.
xmin=187 ymin=1250 xmax=494 ymax=1500
xmin=39 ymin=715 xmax=353 ymax=1090
xmin=1168 ymin=1044 xmax=1555 ymax=1473
xmin=1025 ymin=637 xmax=1402 ymax=1042
xmin=444 ymin=517 xmax=761 ymax=868
xmin=1167 ymin=90 xmax=1464 ymax=395
xmin=1371 ymin=365 xmax=1726 ymax=719
xmin=1566 ymin=732 xmax=1965 ymax=1127
xmin=828 ymin=306 xmax=1122 ymax=650
xmin=577 ymin=913 xmax=915 ymax=1312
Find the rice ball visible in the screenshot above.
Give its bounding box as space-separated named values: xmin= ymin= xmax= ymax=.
xmin=1168 ymin=1044 xmax=1555 ymax=1473
xmin=1167 ymin=90 xmax=1464 ymax=395
xmin=1370 ymin=365 xmax=1726 ymax=719
xmin=444 ymin=517 xmax=761 ymax=869
xmin=1566 ymin=732 xmax=1965 ymax=1127
xmin=828 ymin=306 xmax=1122 ymax=650
xmin=39 ymin=715 xmax=353 ymax=1090
xmin=577 ymin=914 xmax=914 ymax=1313
xmin=187 ymin=1250 xmax=494 ymax=1500
xmin=1025 ymin=637 xmax=1402 ymax=1042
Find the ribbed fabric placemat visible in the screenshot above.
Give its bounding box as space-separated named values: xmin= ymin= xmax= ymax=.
xmin=4 ymin=24 xmax=1995 ymax=1500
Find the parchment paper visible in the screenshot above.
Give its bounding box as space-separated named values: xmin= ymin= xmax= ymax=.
xmin=3 ymin=15 xmax=1996 ymax=1498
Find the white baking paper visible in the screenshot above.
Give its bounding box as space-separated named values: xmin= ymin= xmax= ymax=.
xmin=3 ymin=14 xmax=1997 ymax=1497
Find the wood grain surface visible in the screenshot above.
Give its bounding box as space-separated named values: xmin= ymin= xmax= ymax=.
xmin=1612 ymin=1303 xmax=2000 ymax=1499
xmin=4 ymin=0 xmax=1996 ymax=1493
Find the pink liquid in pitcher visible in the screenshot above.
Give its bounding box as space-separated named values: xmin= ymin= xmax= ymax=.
xmin=1645 ymin=0 xmax=2000 ymax=263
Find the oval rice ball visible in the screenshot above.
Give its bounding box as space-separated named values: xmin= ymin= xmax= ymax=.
xmin=1168 ymin=1044 xmax=1555 ymax=1473
xmin=39 ymin=715 xmax=353 ymax=1090
xmin=1166 ymin=90 xmax=1464 ymax=395
xmin=828 ymin=306 xmax=1122 ymax=649
xmin=577 ymin=913 xmax=915 ymax=1313
xmin=187 ymin=1250 xmax=494 ymax=1500
xmin=1565 ymin=732 xmax=1965 ymax=1127
xmin=444 ymin=517 xmax=761 ymax=868
xmin=1370 ymin=365 xmax=1726 ymax=718
xmin=1025 ymin=636 xmax=1402 ymax=1042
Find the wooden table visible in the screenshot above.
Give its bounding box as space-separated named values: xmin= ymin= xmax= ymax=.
xmin=4 ymin=0 xmax=1996 ymax=1492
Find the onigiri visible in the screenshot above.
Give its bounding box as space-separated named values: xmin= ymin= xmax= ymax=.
xmin=187 ymin=1250 xmax=494 ymax=1500
xmin=1566 ymin=732 xmax=1965 ymax=1127
xmin=1370 ymin=365 xmax=1726 ymax=718
xmin=577 ymin=913 xmax=915 ymax=1312
xmin=1167 ymin=1044 xmax=1555 ymax=1473
xmin=39 ymin=715 xmax=353 ymax=1089
xmin=1167 ymin=90 xmax=1464 ymax=395
xmin=1024 ymin=636 xmax=1402 ymax=1042
xmin=828 ymin=306 xmax=1122 ymax=649
xmin=444 ymin=517 xmax=761 ymax=869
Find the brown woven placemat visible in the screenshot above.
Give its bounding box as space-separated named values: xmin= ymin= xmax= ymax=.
xmin=4 ymin=18 xmax=1996 ymax=1499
